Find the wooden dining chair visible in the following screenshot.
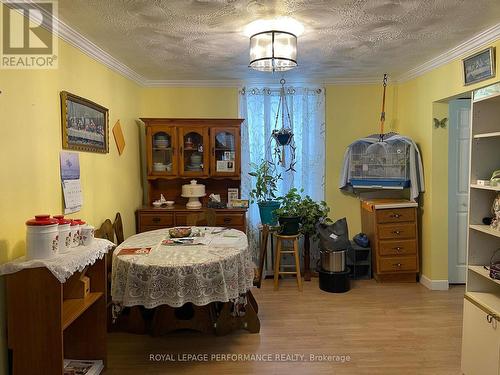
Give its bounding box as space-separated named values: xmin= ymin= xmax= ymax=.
xmin=95 ymin=219 xmax=114 ymax=243
xmin=95 ymin=219 xmax=116 ymax=331
xmin=113 ymin=212 xmax=124 ymax=245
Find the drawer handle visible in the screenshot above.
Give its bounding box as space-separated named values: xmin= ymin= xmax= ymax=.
xmin=392 ymin=230 xmax=402 ymax=235
xmin=152 ymin=217 xmax=161 ymax=223
xmin=390 ymin=214 xmax=402 ymax=218
xmin=223 ymin=217 xmax=232 ymax=223
xmin=393 ymin=247 xmax=402 ymax=252
xmin=393 ymin=263 xmax=402 ymax=268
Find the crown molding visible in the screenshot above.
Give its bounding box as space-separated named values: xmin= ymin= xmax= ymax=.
xmin=143 ymin=79 xmax=244 ymax=87
xmin=322 ymin=77 xmax=382 ymax=85
xmin=57 ymin=17 xmax=146 ymax=85
xmin=397 ymin=23 xmax=500 ymax=83
xmin=9 ymin=0 xmax=147 ymax=86
xmin=8 ymin=2 xmax=500 ymax=87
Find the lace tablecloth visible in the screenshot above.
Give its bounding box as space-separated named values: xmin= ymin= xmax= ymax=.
xmin=111 ymin=228 xmax=254 ymax=308
xmin=0 ymin=238 xmax=115 ymax=283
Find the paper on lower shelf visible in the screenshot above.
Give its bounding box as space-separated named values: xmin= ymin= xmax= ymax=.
xmin=64 ymin=359 xmax=103 ymax=375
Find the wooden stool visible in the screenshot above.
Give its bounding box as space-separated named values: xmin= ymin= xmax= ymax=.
xmin=274 ymin=234 xmax=302 ymax=291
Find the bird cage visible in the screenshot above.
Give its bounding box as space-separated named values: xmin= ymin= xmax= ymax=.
xmin=348 ymin=139 xmax=411 ymax=189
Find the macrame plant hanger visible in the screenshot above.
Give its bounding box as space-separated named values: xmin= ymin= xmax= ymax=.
xmin=271 ymin=78 xmax=297 ymax=172
xmin=366 ymin=73 xmax=389 ymax=154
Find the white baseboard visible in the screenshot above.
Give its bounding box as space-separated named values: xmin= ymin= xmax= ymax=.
xmin=420 ymin=274 xmax=449 ymax=290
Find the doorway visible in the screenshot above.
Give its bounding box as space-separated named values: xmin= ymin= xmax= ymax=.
xmin=448 ymin=98 xmax=471 ymax=284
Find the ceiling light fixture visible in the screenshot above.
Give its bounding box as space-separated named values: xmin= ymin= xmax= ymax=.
xmin=245 ymin=17 xmax=303 ymax=73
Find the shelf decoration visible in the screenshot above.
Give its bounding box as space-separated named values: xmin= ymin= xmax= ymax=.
xmin=491 ymin=193 xmax=500 ymax=231
xmin=271 ymin=79 xmax=296 ymax=172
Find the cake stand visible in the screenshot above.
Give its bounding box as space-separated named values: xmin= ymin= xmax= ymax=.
xmin=181 ymin=180 xmax=206 ymax=209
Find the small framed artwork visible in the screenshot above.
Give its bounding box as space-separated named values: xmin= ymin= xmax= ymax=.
xmin=227 ymin=188 xmax=239 ymax=208
xmin=217 ymin=160 xmax=235 ymax=172
xmin=60 ymin=91 xmax=109 ymax=153
xmin=223 ymin=151 xmax=235 ymax=161
xmin=463 ymin=47 xmax=496 ymax=86
xmin=231 ymin=199 xmax=249 ymax=208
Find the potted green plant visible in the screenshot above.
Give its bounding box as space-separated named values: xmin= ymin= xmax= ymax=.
xmin=274 ymin=188 xmax=304 ymax=235
xmin=249 ymin=160 xmax=282 ymax=225
xmin=298 ymin=197 xmax=332 ymax=280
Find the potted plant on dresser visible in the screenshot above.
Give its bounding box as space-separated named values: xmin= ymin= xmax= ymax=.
xmin=274 ymin=188 xmax=304 ymax=235
xmin=249 ymin=160 xmax=282 ymax=225
xmin=298 ymin=196 xmax=332 ymax=280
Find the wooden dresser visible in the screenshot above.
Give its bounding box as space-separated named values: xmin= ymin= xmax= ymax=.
xmin=360 ymin=200 xmax=419 ymax=282
xmin=137 ymin=206 xmax=247 ymax=234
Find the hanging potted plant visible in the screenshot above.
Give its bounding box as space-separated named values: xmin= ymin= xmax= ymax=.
xmin=249 ymin=160 xmax=282 ymax=225
xmin=272 ymin=128 xmax=294 ymax=146
xmin=298 ymin=197 xmax=332 ymax=280
xmin=274 ymin=188 xmax=303 ymax=235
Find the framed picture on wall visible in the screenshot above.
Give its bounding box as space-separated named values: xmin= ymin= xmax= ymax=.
xmin=60 ymin=91 xmax=109 ymax=153
xmin=462 ymin=47 xmax=496 ymax=86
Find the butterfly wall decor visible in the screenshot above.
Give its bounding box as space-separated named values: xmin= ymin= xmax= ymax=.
xmin=433 ymin=117 xmax=448 ymax=129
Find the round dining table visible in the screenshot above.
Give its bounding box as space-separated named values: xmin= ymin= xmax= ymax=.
xmin=111 ymin=227 xmax=259 ymax=335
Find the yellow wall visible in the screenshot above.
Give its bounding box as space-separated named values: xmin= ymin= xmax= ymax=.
xmin=325 ymin=84 xmax=397 ymax=234
xmin=397 ymin=39 xmax=500 ymax=279
xmin=140 ymin=87 xmax=239 ymax=118
xmin=0 ymin=38 xmax=144 ymax=374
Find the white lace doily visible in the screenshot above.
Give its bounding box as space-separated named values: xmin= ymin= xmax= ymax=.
xmin=0 ymin=238 xmax=115 ymax=283
xmin=111 ymin=228 xmax=255 ymax=308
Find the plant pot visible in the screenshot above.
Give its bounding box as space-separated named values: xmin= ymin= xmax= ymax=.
xmin=257 ymin=201 xmax=281 ymax=225
xmin=272 ymin=130 xmax=293 ymax=146
xmin=278 ymin=215 xmax=301 ymax=235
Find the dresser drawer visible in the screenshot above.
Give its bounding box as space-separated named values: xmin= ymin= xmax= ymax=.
xmin=376 ymin=208 xmax=415 ymax=224
xmin=139 ymin=213 xmax=174 ymax=227
xmin=378 ymin=239 xmax=417 ymax=256
xmin=215 ymin=213 xmax=245 ymax=226
xmin=175 ymin=213 xmax=203 ymax=226
xmin=379 ymin=256 xmax=417 ymax=273
xmin=378 ymin=223 xmax=416 ymax=240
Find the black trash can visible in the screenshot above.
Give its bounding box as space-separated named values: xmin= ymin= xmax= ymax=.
xmin=318 ymin=267 xmax=351 ymax=293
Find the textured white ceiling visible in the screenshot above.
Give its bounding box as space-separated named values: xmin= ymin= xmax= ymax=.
xmin=58 ymin=0 xmax=500 ymax=82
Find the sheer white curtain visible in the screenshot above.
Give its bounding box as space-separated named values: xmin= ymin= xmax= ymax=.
xmin=239 ymin=85 xmax=326 ymax=264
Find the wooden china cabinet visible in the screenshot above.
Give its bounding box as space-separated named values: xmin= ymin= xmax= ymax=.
xmin=138 ymin=118 xmax=246 ymax=233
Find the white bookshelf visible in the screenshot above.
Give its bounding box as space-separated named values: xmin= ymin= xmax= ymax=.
xmin=461 ymin=82 xmax=500 ymax=375
xmin=470 ymin=183 xmax=500 ymax=191
xmin=472 ymin=131 xmax=500 ymax=139
xmin=468 ymin=265 xmax=500 ymax=286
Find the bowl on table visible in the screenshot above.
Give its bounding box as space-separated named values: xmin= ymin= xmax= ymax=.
xmin=169 ymin=227 xmax=192 ymax=238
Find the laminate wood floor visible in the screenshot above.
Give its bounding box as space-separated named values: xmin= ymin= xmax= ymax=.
xmin=106 ymin=278 xmax=465 ymax=375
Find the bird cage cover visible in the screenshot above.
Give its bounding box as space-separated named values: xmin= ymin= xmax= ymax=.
xmin=348 ymin=138 xmax=410 ymax=188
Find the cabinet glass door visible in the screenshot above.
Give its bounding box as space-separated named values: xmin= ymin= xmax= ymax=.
xmin=148 ymin=127 xmax=177 ymax=176
xmin=211 ymin=127 xmax=240 ymax=176
xmin=179 ymin=127 xmax=209 ymax=176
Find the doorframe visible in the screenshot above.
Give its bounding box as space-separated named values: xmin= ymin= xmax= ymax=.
xmin=447 ymin=97 xmax=472 ymax=285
